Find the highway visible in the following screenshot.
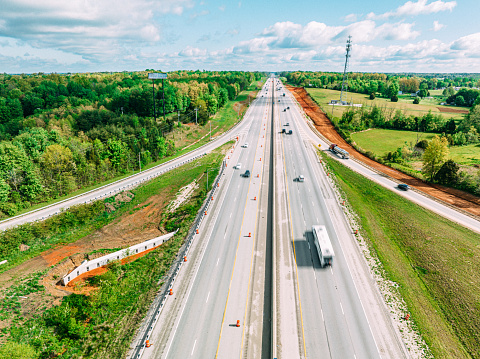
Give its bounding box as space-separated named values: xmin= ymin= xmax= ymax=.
xmin=0 ymin=98 xmax=252 ymax=232
xmin=273 ymin=81 xmax=388 ymax=358
xmin=139 ymin=78 xmax=274 ymax=358
xmin=284 ymin=86 xmax=480 ymax=235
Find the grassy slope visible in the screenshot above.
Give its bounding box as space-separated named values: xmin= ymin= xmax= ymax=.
xmin=306 ymin=88 xmax=468 ymax=120
xmin=322 ymin=151 xmax=480 ymax=358
xmin=1 ymin=143 xmax=231 ymax=358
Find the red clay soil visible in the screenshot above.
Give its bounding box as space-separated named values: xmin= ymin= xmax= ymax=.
xmin=64 ymin=244 xmax=162 ymax=294
xmin=437 ymin=107 xmax=469 ymax=114
xmin=287 ymin=85 xmax=480 ymax=218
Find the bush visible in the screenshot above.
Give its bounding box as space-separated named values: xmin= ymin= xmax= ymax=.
xmin=415 ymin=139 xmax=429 ymax=149
xmin=391 ymin=95 xmax=399 ymax=102
xmin=434 ymin=160 xmax=459 ymax=185
xmin=413 ymin=97 xmax=420 ymax=104
xmin=369 ymin=93 xmax=376 ymax=100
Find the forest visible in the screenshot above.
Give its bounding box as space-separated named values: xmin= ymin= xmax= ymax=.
xmin=0 ymin=70 xmax=263 ymax=218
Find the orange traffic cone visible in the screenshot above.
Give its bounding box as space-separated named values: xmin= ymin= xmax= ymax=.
xmin=236 ymin=320 xmax=240 ymax=327
xmin=184 ymin=256 xmax=187 ymax=262
xmin=169 ymin=288 xmax=173 ymax=295
xmin=146 ymin=340 xmax=151 ymax=347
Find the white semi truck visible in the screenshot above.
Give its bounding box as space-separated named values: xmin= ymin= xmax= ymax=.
xmin=329 ymin=144 xmax=349 ymax=159
xmin=312 ymin=225 xmax=335 ymax=267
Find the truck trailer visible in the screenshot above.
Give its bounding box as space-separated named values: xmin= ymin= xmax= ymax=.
xmin=329 ymin=144 xmax=349 ymax=159
xmin=312 ymin=225 xmax=335 ymax=267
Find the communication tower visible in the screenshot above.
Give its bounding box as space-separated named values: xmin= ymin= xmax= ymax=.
xmin=339 ymin=36 xmax=352 ymax=104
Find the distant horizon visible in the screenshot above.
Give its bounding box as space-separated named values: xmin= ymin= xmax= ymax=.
xmin=1 ymin=0 xmax=479 ymax=73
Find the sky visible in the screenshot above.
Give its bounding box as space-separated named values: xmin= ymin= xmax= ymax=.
xmin=0 ymin=0 xmax=479 ymax=74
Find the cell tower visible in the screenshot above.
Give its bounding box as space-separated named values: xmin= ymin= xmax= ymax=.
xmin=339 ymin=36 xmax=352 ymax=104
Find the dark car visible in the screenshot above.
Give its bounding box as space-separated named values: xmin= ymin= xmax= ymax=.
xmin=242 ymin=170 xmax=250 ymax=178
xmin=287 ymin=106 xmax=290 ymax=109
xmin=398 ymin=183 xmax=410 ymax=191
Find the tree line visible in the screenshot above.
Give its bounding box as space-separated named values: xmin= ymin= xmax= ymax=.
xmin=282 ymin=71 xmax=480 ymax=104
xmin=0 ymin=71 xmax=263 ymax=217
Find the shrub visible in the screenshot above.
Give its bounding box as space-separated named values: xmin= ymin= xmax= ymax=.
xmin=415 ymin=139 xmax=429 ymax=149
xmin=413 ymin=97 xmax=420 ymax=104
xmin=369 ymin=93 xmax=376 ymax=100
xmin=391 ymin=95 xmax=399 ymax=102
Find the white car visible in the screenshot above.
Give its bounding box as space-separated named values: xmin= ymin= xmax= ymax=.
xmin=241 ymin=143 xmax=249 ymax=148
xmin=298 ymin=175 xmax=305 ymax=182
xmin=234 ymin=163 xmax=242 ymax=170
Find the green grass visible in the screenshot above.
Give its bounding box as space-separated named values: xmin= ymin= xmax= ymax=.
xmin=351 ymin=129 xmax=437 ymax=157
xmin=306 ymin=88 xmax=469 ymax=120
xmin=1 ymin=143 xmax=231 ymax=358
xmin=449 ymin=144 xmax=480 ymax=166
xmin=350 ymin=128 xmax=480 ymax=168
xmin=322 ymin=150 xmax=480 ymax=358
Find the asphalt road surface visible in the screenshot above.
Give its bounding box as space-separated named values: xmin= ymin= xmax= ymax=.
xmin=140 ymin=78 xmax=274 ymax=359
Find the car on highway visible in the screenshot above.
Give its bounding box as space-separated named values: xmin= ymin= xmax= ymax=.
xmin=234 ymin=163 xmax=242 ymax=170
xmin=287 ymin=106 xmax=290 ymax=109
xmin=278 ymin=99 xmax=280 ymax=102
xmin=241 ymin=143 xmax=248 ymax=148
xmin=281 ymin=128 xmax=286 ymax=133
xmin=283 ymin=109 xmax=286 ymax=112
xmin=298 ymin=175 xmax=304 ymax=182
xmin=285 ymin=122 xmax=289 ymax=126
xmin=398 ymin=183 xmax=410 ymax=191
xmin=242 ymin=170 xmax=250 ymax=178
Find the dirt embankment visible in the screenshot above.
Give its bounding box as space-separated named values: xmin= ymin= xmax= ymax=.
xmin=287 ymin=85 xmax=480 ymax=218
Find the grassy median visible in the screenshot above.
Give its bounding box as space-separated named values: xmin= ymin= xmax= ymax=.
xmin=320 ymin=151 xmax=479 ymax=359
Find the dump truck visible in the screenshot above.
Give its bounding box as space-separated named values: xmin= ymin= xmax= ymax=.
xmin=329 ymin=144 xmax=349 ymax=159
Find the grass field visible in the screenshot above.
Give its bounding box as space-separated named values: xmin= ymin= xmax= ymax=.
xmin=351 ymin=129 xmax=436 ymax=157
xmin=306 ymin=88 xmax=469 ymax=120
xmin=351 ymin=129 xmax=480 ymax=167
xmin=322 ymin=150 xmax=480 ymax=358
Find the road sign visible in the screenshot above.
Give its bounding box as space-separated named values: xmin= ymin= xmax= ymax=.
xmin=148 ymin=73 xmax=167 ymax=79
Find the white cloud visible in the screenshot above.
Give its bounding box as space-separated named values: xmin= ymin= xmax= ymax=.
xmin=178 ymin=46 xmax=207 ymax=57
xmin=344 ymin=14 xmax=357 ymax=23
xmin=367 ymin=0 xmax=457 ymax=20
xmin=0 ymin=0 xmax=193 ymax=61
xmin=219 ymin=5 xmax=226 ymax=11
xmin=433 ymin=20 xmax=445 ymax=31
xmin=451 ymin=32 xmax=480 ymax=57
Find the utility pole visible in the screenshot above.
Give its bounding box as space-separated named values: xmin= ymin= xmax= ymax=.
xmin=340 ymin=36 xmax=352 ymax=104
xmin=152 ymin=80 xmax=156 ymax=121
xmin=195 ymin=108 xmax=198 ymax=125
xmin=139 ymin=151 xmax=142 ymax=173
xmin=209 ymin=121 xmax=211 ymax=141
xmin=162 ymin=78 xmax=166 ymax=120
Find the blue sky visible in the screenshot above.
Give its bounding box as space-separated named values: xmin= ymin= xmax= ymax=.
xmin=0 ymin=0 xmax=479 ymax=73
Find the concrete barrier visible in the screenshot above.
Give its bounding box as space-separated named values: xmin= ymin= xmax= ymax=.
xmin=62 ymin=230 xmax=177 ymax=285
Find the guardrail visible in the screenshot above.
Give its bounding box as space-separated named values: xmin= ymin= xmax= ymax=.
xmin=129 ymin=159 xmax=227 ymax=359
xmin=0 ymin=106 xmax=250 ymax=231
xmin=62 ymin=231 xmax=177 ymax=285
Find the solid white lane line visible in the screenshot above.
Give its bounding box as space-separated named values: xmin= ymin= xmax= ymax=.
xmin=191 ymin=339 xmax=197 ymax=355
xmin=321 ymin=309 xmax=324 ymax=321
xmin=217 ymin=258 xmax=220 ymax=266
xmin=206 ymin=291 xmax=210 ymax=303
xmin=230 ymin=212 xmax=232 ymax=218
xmin=340 ymin=302 xmax=344 ymax=315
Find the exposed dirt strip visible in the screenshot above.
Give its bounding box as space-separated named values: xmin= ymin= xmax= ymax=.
xmin=286 ymin=85 xmax=480 ymax=218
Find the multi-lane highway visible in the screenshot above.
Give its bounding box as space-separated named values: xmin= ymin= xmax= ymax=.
xmin=134 ymin=77 xmax=410 ymax=358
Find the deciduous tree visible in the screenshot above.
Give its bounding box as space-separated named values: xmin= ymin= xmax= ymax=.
xmin=422 ymin=135 xmax=449 ymax=181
